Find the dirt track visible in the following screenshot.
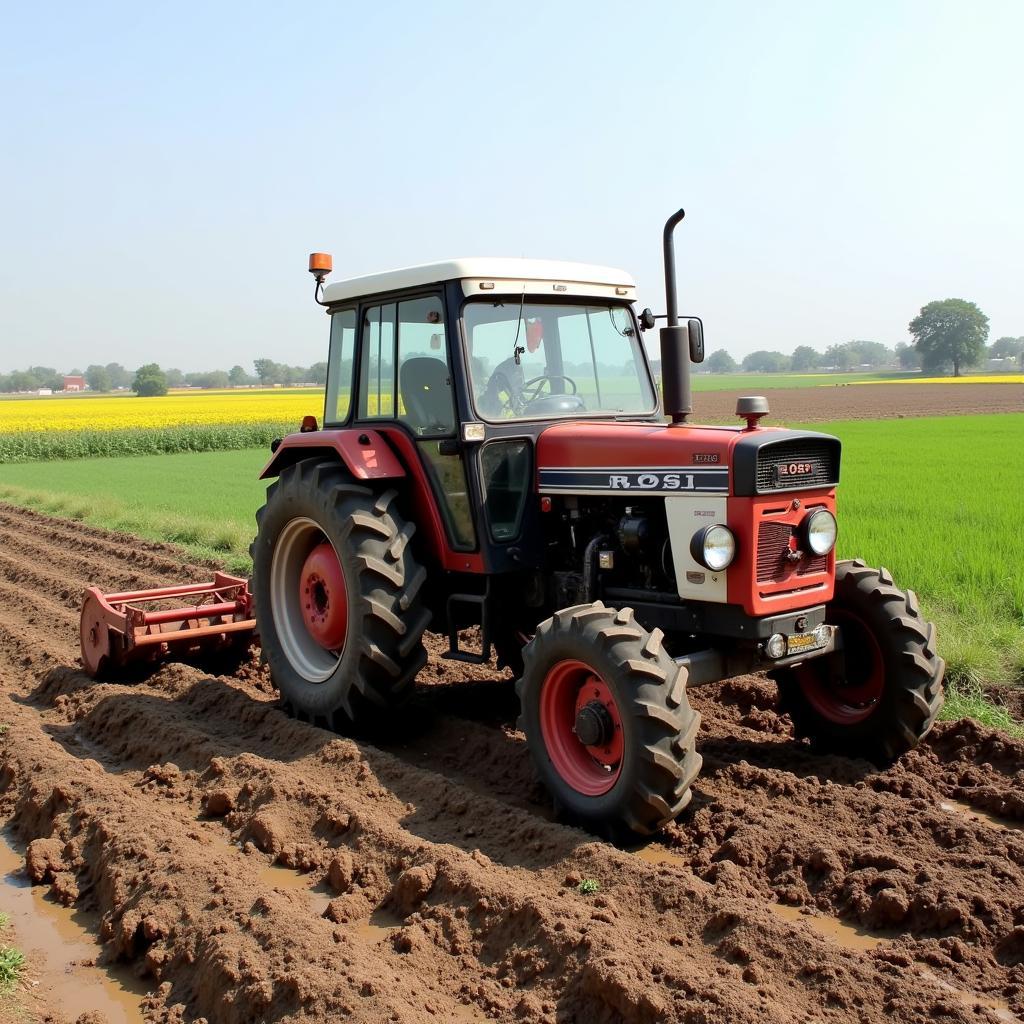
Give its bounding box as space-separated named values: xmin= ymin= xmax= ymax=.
xmin=693 ymin=382 xmax=1023 ymax=422
xmin=0 ymin=502 xmax=1023 ymax=1023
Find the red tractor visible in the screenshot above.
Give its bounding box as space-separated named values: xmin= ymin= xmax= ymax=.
xmin=81 ymin=211 xmax=944 ymax=839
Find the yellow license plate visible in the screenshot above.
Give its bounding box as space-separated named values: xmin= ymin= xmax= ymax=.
xmin=786 ymin=632 xmax=825 ymax=655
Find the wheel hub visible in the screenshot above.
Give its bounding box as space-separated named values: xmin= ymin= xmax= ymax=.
xmin=538 ymin=660 xmax=625 ymax=797
xmin=299 ymin=542 xmax=347 ymax=651
xmin=574 ymin=700 xmax=614 ymax=747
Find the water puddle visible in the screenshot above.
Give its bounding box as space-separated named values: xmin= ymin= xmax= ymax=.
xmin=769 ymin=902 xmax=886 ymax=952
xmin=920 ymin=968 xmax=1019 ymax=1023
xmin=354 ymin=908 xmax=404 ymax=944
xmin=940 ymin=798 xmax=1021 ymax=834
xmin=0 ymin=831 xmax=149 ymax=1023
xmin=256 ymin=860 xmax=333 ymax=915
xmin=630 ymin=843 xmax=690 ymax=869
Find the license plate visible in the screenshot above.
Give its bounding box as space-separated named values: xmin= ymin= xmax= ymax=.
xmin=786 ymin=631 xmax=826 ymax=655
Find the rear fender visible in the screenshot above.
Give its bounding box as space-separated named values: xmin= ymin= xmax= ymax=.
xmin=259 ymin=429 xmax=406 ymax=481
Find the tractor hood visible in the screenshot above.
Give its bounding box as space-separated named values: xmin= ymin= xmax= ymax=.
xmin=535 ymin=421 xmax=841 ymax=497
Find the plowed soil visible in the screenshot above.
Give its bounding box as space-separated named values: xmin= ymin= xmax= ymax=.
xmin=694 ymin=382 xmax=1023 ymax=422
xmin=1 ymin=501 xmax=1022 ymax=1024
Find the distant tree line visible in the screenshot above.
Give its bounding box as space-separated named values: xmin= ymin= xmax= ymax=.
xmin=0 ymin=359 xmax=330 ymax=395
xmin=703 ymin=339 xmax=920 ymax=375
xmin=704 ymin=298 xmax=1023 ymax=377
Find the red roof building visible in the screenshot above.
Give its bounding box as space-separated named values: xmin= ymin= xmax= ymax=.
xmin=63 ymin=375 xmax=85 ymax=391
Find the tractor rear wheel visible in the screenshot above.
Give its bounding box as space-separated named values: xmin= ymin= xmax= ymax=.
xmin=517 ymin=602 xmax=702 ymax=839
xmin=251 ymin=459 xmax=430 ymax=727
xmin=774 ymin=559 xmax=944 ymax=761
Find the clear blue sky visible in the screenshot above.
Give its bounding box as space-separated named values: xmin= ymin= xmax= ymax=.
xmin=1 ymin=1 xmax=1021 ymax=372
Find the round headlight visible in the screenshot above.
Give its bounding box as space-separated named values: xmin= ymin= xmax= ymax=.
xmin=805 ymin=509 xmax=837 ymax=556
xmin=690 ymin=525 xmax=736 ymax=572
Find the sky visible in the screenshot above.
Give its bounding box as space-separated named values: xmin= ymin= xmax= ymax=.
xmin=1 ymin=0 xmax=1022 ymax=372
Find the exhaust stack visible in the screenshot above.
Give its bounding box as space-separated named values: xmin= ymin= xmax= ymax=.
xmin=659 ymin=208 xmax=703 ymax=425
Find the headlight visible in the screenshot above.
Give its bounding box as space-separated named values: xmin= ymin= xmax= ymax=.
xmin=690 ymin=525 xmax=736 ymax=571
xmin=804 ymin=509 xmax=837 ymax=556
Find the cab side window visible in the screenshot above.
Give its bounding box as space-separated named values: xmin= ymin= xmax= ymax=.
xmin=359 ymin=303 xmax=397 ymax=418
xmin=397 ymin=296 xmax=455 ymax=437
xmin=325 ymin=308 xmax=356 ymax=423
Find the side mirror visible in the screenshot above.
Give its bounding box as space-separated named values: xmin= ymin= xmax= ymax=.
xmin=687 ymin=318 xmax=704 ymax=363
xmin=639 ymin=308 xmax=656 ymax=331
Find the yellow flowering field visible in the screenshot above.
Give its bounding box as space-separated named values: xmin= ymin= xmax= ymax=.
xmin=0 ymin=390 xmax=324 ymax=462
xmin=844 ymin=374 xmax=1024 ymax=386
xmin=0 ymin=390 xmax=321 ymax=434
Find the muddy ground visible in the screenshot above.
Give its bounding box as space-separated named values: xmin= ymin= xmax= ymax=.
xmin=0 ymin=502 xmax=1022 ymax=1024
xmin=693 ymin=381 xmax=1023 ymax=422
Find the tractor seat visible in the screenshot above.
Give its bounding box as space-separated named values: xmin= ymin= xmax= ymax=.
xmin=399 ymin=357 xmax=455 ymax=435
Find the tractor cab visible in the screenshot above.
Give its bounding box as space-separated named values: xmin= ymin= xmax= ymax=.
xmin=266 ymin=258 xmax=669 ymax=594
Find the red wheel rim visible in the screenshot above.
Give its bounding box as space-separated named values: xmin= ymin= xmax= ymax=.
xmin=299 ymin=542 xmax=347 ymax=651
xmin=539 ymin=659 xmax=624 ymax=796
xmin=795 ymin=608 xmax=885 ymax=724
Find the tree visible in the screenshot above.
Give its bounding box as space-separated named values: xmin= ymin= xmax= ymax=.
xmin=790 ymin=346 xmax=820 ymax=372
xmin=706 ymin=349 xmax=737 ymax=374
xmin=989 ymin=336 xmax=1024 ymax=360
xmin=909 ymin=299 xmax=988 ymax=377
xmin=105 ymin=362 xmax=132 ymax=389
xmin=132 ymin=363 xmax=168 ymax=397
xmin=895 ymin=342 xmax=921 ymax=370
xmin=742 ymin=350 xmax=790 ymax=373
xmin=229 ymin=364 xmax=251 ymax=387
xmin=823 ymin=344 xmax=855 ymax=371
xmin=253 ymin=358 xmax=282 ymax=386
xmin=164 ymin=367 xmax=185 ymax=388
xmin=28 ymin=366 xmax=63 ymax=391
xmin=85 ymin=364 xmax=112 ymax=392
xmin=308 ymin=361 xmax=328 ymax=386
xmin=845 ymin=340 xmax=893 ymax=367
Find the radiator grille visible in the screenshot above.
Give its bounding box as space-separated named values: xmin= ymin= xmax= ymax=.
xmin=756 ymin=521 xmax=828 ymax=584
xmin=756 ymin=439 xmax=839 ymax=492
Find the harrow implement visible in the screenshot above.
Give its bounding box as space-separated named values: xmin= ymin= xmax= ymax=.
xmin=79 ymin=573 xmax=257 ymax=677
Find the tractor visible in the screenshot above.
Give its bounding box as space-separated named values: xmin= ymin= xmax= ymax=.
xmin=80 ymin=209 xmax=945 ymax=838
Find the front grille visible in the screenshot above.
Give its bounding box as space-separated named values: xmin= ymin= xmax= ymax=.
xmin=756 ymin=521 xmax=828 ymax=584
xmin=755 ymin=439 xmax=839 ymax=493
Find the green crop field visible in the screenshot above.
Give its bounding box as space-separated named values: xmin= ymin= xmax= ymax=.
xmin=797 ymin=415 xmax=1024 ymax=695
xmin=1 ymin=413 xmax=1021 ymax=728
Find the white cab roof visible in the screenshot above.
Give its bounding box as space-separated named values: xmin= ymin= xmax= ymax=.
xmin=320 ymin=258 xmax=637 ymax=304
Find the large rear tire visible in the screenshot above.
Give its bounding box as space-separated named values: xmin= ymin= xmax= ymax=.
xmin=251 ymin=459 xmax=430 ymax=727
xmin=775 ymin=559 xmax=944 ymax=760
xmin=517 ymin=602 xmax=702 ymax=839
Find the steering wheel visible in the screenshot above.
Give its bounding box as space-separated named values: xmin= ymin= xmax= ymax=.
xmin=521 ymin=375 xmax=578 ymax=404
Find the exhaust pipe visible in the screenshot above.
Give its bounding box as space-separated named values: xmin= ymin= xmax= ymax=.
xmin=660 ymin=208 xmax=702 ymax=425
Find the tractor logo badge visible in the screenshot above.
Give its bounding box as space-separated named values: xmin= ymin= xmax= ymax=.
xmin=773 ymin=461 xmax=815 ymax=485
xmin=693 ymin=453 xmax=720 ymax=464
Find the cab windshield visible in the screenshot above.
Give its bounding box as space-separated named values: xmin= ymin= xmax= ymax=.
xmin=463 ymin=299 xmax=657 ymax=421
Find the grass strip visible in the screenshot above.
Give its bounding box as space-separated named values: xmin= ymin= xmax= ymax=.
xmin=0 ymin=482 xmax=253 ymax=575
xmin=0 ymin=917 xmax=24 ymax=992
xmin=939 ymin=680 xmax=1024 ymax=739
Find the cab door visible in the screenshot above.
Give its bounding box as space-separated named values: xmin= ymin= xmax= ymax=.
xmin=356 ymin=295 xmax=477 ymax=555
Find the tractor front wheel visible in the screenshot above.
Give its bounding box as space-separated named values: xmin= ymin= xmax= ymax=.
xmin=517 ymin=602 xmax=701 ymax=839
xmin=251 ymin=459 xmax=430 ymax=728
xmin=775 ymin=559 xmax=944 ymax=761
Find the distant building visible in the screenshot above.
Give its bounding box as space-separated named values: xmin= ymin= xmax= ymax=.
xmin=63 ymin=375 xmax=85 ymax=392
